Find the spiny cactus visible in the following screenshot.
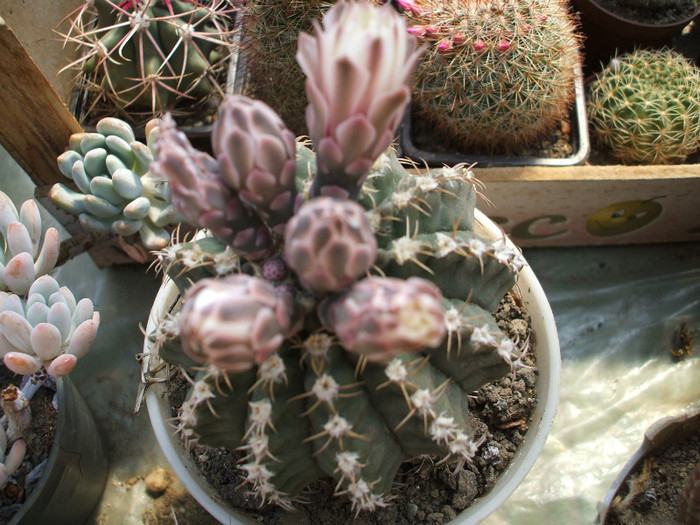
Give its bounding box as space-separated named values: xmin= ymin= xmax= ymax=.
xmin=145 ymin=1 xmax=532 ymax=512
xmin=397 ymin=0 xmax=581 ymax=154
xmin=587 ymin=48 xmax=700 ymax=164
xmin=236 ymin=0 xmax=338 ymax=136
xmin=0 ymin=192 xmax=60 ymax=297
xmin=50 ymin=116 xmax=180 ymax=250
xmin=58 ymin=0 xmax=236 ymax=123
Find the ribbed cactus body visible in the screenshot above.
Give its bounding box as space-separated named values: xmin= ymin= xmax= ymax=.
xmin=403 ymin=0 xmax=580 ymax=153
xmin=587 ymin=48 xmax=700 ymax=164
xmin=147 ymin=2 xmax=530 ymax=512
xmin=61 ymin=0 xmax=234 ymax=120
xmin=151 ymin=145 xmax=527 ymax=510
xmin=50 ymin=117 xmax=178 ymax=250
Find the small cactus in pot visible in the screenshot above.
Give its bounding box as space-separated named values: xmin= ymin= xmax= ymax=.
xmin=396 ymin=0 xmax=581 ymax=154
xmin=587 ymin=48 xmax=700 ymax=164
xmin=58 ymin=0 xmax=237 ymax=125
xmin=145 ymin=0 xmax=532 ymax=513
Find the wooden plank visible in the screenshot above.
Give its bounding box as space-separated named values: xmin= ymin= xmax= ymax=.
xmin=0 ymin=17 xmax=81 ymax=187
xmin=473 ymin=164 xmax=700 ymax=246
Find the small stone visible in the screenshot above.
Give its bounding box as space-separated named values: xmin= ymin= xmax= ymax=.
xmin=406 ymin=503 xmax=419 ymax=519
xmin=144 ymin=467 xmax=172 ymax=496
xmin=427 ymin=512 xmax=445 ymax=523
xmin=452 ymin=470 xmax=478 ymax=510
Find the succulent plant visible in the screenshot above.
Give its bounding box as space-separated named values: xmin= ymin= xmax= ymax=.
xmin=396 ymin=0 xmax=581 ymax=154
xmin=0 ymin=192 xmax=60 ymax=296
xmin=50 ymin=116 xmax=180 ymax=250
xmin=587 ymin=48 xmax=700 ymax=164
xmin=0 ymin=275 xmax=100 ymax=379
xmin=58 ymin=0 xmax=236 ymax=123
xmin=145 ymin=1 xmax=531 ymax=513
xmin=0 ymin=386 xmax=29 ymax=490
xmin=0 ymin=190 xmax=100 ymax=381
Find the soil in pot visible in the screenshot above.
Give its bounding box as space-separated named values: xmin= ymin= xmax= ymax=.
xmin=165 ymin=291 xmax=538 ymax=525
xmin=602 ymin=426 xmax=700 ymax=524
xmin=0 ymin=369 xmax=57 ymax=525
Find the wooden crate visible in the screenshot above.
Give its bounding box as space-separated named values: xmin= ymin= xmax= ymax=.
xmin=1 ymin=11 xmax=698 ymax=257
xmin=474 ymin=164 xmax=700 ymax=247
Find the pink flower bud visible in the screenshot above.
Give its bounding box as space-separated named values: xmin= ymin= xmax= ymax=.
xmin=473 ymin=39 xmax=487 ymax=53
xmin=452 ymin=33 xmax=466 ymax=45
xmin=296 ymin=2 xmax=423 ymax=199
xmin=438 ymin=39 xmax=453 ymax=53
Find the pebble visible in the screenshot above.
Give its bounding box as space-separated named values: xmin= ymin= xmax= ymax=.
xmin=144 ymin=467 xmax=171 ymax=496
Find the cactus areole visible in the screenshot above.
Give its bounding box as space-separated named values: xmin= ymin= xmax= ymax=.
xmin=144 ymin=0 xmax=533 ymax=514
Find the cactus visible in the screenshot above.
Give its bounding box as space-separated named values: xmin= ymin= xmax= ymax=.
xmin=50 ymin=116 xmax=180 ymax=250
xmin=587 ymin=48 xmax=700 ymax=164
xmin=237 ymin=0 xmax=337 ymax=136
xmin=397 ymin=0 xmax=581 ymax=154
xmin=145 ymin=1 xmax=530 ymax=512
xmin=58 ymin=0 xmax=236 ymax=123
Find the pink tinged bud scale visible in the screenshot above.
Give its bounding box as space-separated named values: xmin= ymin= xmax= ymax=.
xmin=284 ymin=197 xmax=377 ymax=294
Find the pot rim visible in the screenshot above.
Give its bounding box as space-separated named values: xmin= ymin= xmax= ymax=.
xmin=595 ymin=407 xmax=700 ymax=524
xmin=144 ymin=210 xmax=561 ymax=525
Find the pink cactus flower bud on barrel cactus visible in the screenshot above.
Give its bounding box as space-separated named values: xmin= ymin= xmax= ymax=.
xmin=179 ymin=274 xmax=304 ymax=372
xmin=211 ymin=95 xmax=298 ymax=234
xmin=284 ymin=197 xmax=377 ymax=294
xmin=296 ymin=1 xmax=423 ymax=199
xmin=319 ymin=276 xmax=446 ymax=361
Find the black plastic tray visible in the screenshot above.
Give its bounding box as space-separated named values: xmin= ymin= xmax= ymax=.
xmin=397 ymin=66 xmax=590 ymax=168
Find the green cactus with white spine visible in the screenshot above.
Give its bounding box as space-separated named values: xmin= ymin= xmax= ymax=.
xmin=398 ymin=0 xmax=581 ymax=154
xmin=58 ymin=0 xmax=235 ymax=124
xmin=587 ymin=48 xmax=700 ymax=165
xmin=50 ymin=117 xmax=180 ymax=250
xmin=144 ymin=2 xmax=531 ymax=512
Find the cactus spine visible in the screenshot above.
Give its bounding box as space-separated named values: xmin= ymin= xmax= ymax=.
xmin=399 ymin=0 xmax=581 ymax=154
xmin=587 ymin=48 xmax=700 ymax=164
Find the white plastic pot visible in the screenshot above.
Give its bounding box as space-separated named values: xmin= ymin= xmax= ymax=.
xmin=143 ymin=210 xmax=561 ymax=525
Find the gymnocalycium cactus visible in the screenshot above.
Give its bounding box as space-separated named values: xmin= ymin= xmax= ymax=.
xmin=50 ymin=116 xmax=180 ymax=250
xmin=587 ymin=48 xmax=700 ymax=164
xmin=58 ymin=0 xmax=236 ymax=123
xmin=397 ymin=0 xmax=581 ymax=154
xmin=145 ymin=0 xmax=530 ymax=512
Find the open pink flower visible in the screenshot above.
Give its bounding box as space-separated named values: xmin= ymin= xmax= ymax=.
xmin=296 ymin=1 xmax=422 ymax=199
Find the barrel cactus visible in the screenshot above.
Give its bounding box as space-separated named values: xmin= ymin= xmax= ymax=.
xmin=145 ymin=1 xmax=531 ymax=512
xmin=587 ymin=48 xmax=700 ymax=164
xmin=396 ymin=0 xmax=581 ymax=154
xmin=58 ymin=0 xmax=236 ymax=123
xmin=50 ymin=116 xmax=180 ymax=250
